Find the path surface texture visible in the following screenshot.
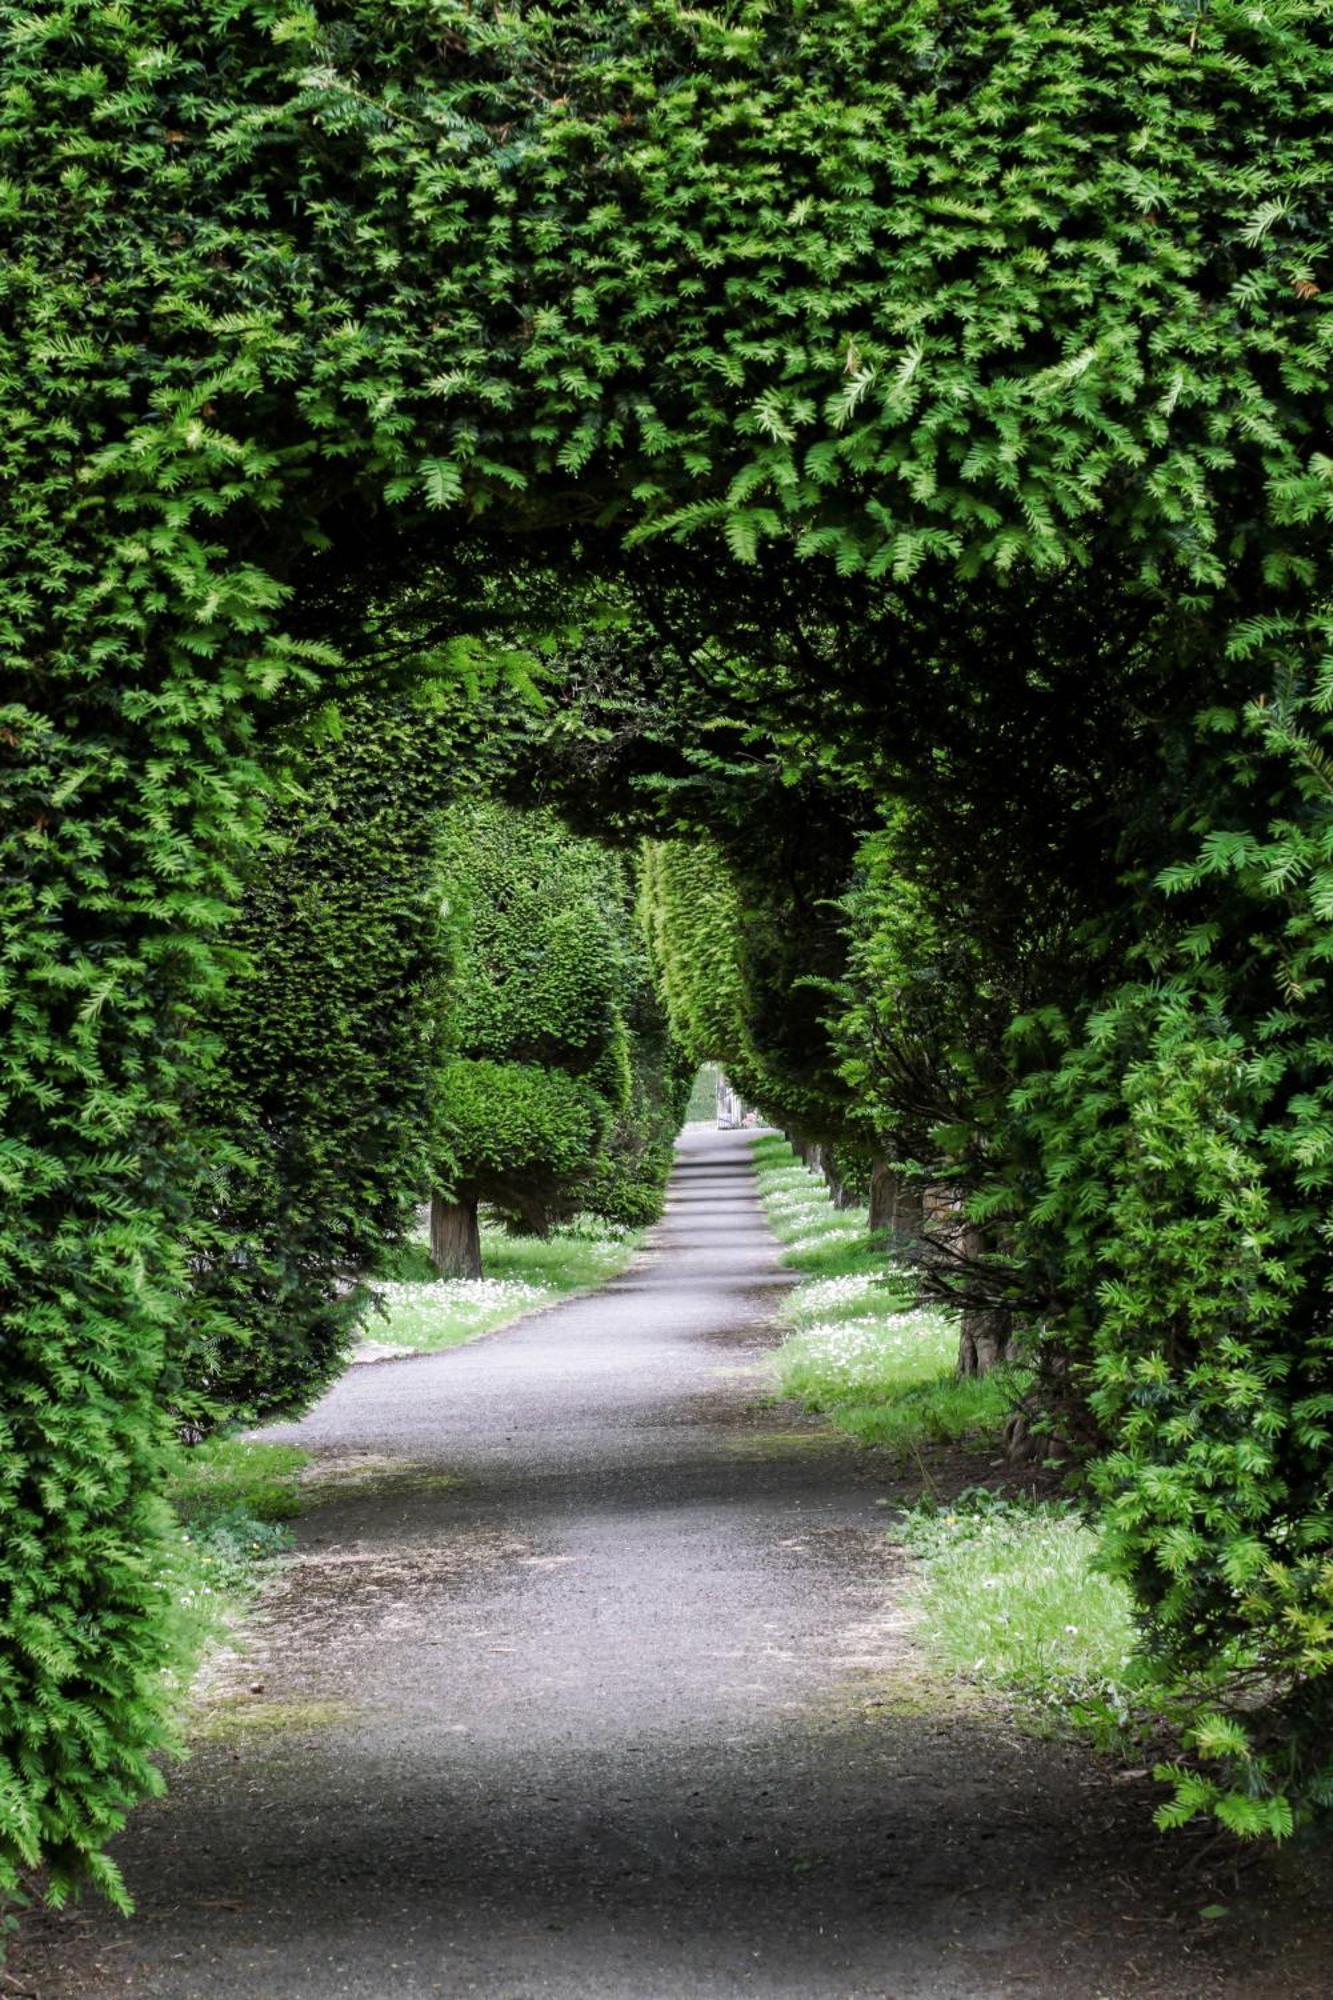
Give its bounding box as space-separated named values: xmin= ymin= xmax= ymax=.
xmin=28 ymin=1131 xmax=1329 ymax=1998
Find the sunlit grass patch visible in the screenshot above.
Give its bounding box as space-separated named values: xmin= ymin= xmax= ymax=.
xmin=169 ymin=1436 xmax=308 ymax=1528
xmin=365 ymin=1273 xmax=557 ymax=1354
xmin=776 ymin=1311 xmax=1015 ymax=1452
xmin=773 ymin=1303 xmax=1015 ymax=1452
xmin=752 ymin=1152 xmax=882 ymax=1277
xmin=752 ymin=1133 xmax=1014 ymax=1453
xmin=359 ymin=1213 xmax=641 ymax=1357
xmin=831 ymin=1375 xmax=1015 ymax=1451
xmin=901 ymin=1491 xmax=1141 ymax=1710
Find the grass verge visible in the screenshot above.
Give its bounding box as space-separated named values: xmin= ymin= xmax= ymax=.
xmin=359 ymin=1213 xmax=642 ymax=1358
xmin=163 ymin=1440 xmax=312 ymax=1672
xmin=168 ymin=1435 xmax=309 ymax=1623
xmin=900 ymin=1488 xmax=1140 ymax=1715
xmin=751 ymin=1135 xmax=1016 ymax=1453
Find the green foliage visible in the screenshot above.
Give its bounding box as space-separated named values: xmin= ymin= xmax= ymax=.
xmin=438 ymin=1056 xmax=608 ymax=1218
xmin=437 ymin=802 xmax=683 ymax=1233
xmin=641 ymin=841 xmax=761 ymax=1092
xmin=1010 ymin=975 xmax=1333 ymax=1836
xmin=183 ymin=689 xmax=460 ymax=1426
xmin=642 ymin=833 xmax=863 ymax=1143
xmin=900 ymin=1489 xmax=1314 ymax=1840
xmin=0 ymin=1389 xmax=184 ymax=1915
xmin=7 ymin=0 xmax=1333 ymax=1900
xmin=583 ymin=939 xmax=694 ymax=1227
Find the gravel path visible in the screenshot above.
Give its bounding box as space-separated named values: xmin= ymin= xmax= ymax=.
xmin=23 ymin=1130 xmax=1329 ymax=1998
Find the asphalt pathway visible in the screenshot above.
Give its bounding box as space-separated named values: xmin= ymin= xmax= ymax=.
xmin=25 ymin=1130 xmax=1327 ymax=1998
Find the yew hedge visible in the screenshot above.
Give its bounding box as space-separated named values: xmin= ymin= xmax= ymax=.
xmin=5 ymin=0 xmax=1333 ymax=1891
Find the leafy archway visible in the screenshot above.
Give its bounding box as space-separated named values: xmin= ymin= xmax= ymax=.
xmin=5 ymin=0 xmax=1333 ymax=1893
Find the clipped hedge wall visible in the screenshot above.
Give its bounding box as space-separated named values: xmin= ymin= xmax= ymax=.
xmin=5 ymin=0 xmax=1333 ymax=1890
xmin=183 ymin=688 xmax=459 ymax=1427
xmin=436 ymin=801 xmax=685 ymax=1237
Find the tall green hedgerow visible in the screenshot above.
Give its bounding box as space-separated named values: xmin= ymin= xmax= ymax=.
xmin=432 ymin=802 xmax=684 ymax=1268
xmin=1010 ymin=977 xmax=1333 ymax=1837
xmin=7 ymin=0 xmax=1333 ymax=1895
xmin=181 ymin=685 xmax=461 ymax=1428
xmin=640 ymin=830 xmax=864 ymax=1150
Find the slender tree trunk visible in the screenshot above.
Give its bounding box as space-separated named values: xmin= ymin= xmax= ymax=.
xmin=824 ymin=1159 xmax=856 ymax=1210
xmin=868 ymin=1157 xmax=925 ymax=1253
xmin=430 ymin=1192 xmax=482 ymax=1279
xmin=956 ymin=1219 xmax=1012 ymax=1377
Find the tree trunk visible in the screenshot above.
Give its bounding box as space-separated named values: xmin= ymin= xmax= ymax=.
xmin=430 ymin=1193 xmax=482 ymax=1279
xmin=956 ymin=1219 xmax=1012 ymax=1377
xmin=957 ymin=1308 xmax=1012 ymax=1377
xmin=824 ymin=1160 xmax=856 ymax=1210
xmin=506 ymin=1194 xmax=555 ymax=1239
xmin=921 ymin=1182 xmax=963 ymax=1279
xmin=868 ymin=1158 xmax=925 ymax=1254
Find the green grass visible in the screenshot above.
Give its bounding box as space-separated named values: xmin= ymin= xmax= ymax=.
xmin=752 ymin=1135 xmax=1016 ymax=1453
xmin=900 ymin=1490 xmax=1141 ymax=1712
xmin=751 ymin=1135 xmax=883 ymax=1276
xmin=360 ymin=1212 xmax=641 ymax=1357
xmin=167 ymin=1436 xmax=310 ymax=1614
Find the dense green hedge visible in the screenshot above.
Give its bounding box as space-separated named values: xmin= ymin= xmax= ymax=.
xmin=183 ymin=687 xmax=460 ymax=1426
xmin=641 ymin=820 xmax=867 ymax=1153
xmin=7 ymin=0 xmax=1333 ymax=1893
xmin=436 ymin=801 xmax=684 ymax=1243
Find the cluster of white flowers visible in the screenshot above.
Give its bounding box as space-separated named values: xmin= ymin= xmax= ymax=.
xmin=781 ymin=1309 xmax=956 ymax=1390
xmin=561 ymin=1212 xmax=636 ymax=1245
xmin=782 ymin=1225 xmax=865 ymax=1253
xmin=786 ymin=1271 xmax=880 ymax=1317
xmin=765 ymin=1192 xmax=827 ymax=1223
xmin=374 ymin=1276 xmax=553 ymax=1318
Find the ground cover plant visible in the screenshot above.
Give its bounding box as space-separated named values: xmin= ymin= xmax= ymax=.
xmin=360 ymin=1216 xmax=641 ymax=1359
xmin=753 ymin=1138 xmax=1014 ymax=1453
xmin=10 ymin=0 xmax=1333 ymax=1908
xmin=901 ymin=1492 xmax=1141 ymax=1721
xmin=168 ymin=1439 xmax=308 ymax=1609
xmin=894 ymin=1491 xmax=1290 ymax=1839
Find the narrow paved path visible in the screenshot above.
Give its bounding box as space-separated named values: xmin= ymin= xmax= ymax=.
xmin=26 ymin=1132 xmax=1327 ymax=1997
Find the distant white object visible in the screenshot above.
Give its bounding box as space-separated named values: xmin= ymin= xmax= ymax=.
xmin=715 ymin=1072 xmax=746 ymax=1129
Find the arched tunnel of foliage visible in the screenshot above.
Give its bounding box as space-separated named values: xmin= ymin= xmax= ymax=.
xmin=5 ymin=0 xmax=1333 ymax=1898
